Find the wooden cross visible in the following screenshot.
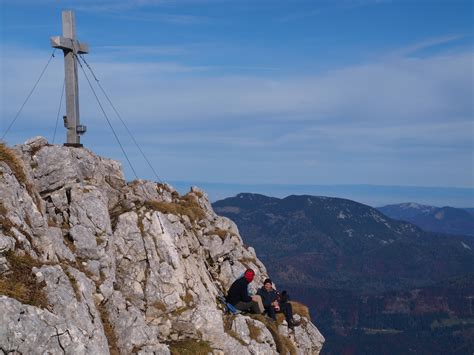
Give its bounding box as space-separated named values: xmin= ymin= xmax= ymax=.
xmin=50 ymin=10 xmax=89 ymax=147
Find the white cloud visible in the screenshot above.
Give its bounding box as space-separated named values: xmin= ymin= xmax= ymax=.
xmin=2 ymin=45 xmax=472 ymax=127
xmin=1 ymin=42 xmax=472 ymax=187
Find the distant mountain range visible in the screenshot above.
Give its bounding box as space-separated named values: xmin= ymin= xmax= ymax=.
xmin=378 ymin=203 xmax=474 ymax=236
xmin=214 ymin=193 xmax=474 ymax=293
xmin=213 ymin=193 xmax=474 ymax=354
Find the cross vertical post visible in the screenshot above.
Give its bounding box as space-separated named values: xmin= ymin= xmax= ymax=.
xmin=50 ymin=10 xmax=89 ymax=147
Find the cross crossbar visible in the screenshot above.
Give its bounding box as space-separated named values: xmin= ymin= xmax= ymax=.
xmin=50 ymin=36 xmax=89 ymax=54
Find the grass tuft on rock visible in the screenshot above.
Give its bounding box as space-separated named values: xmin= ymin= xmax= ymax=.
xmin=0 ymin=143 xmax=41 ymax=208
xmin=290 ymin=301 xmax=311 ymax=321
xmin=247 ymin=320 xmax=262 ymax=341
xmin=276 ymin=301 xmax=311 ymax=324
xmin=64 ymin=268 xmax=81 ymax=301
xmin=248 ymin=314 xmax=297 ymax=355
xmin=98 ymin=302 xmax=120 ymax=355
xmin=144 ymin=193 xmax=205 ymax=222
xmin=0 ymin=143 xmax=28 ymax=186
xmin=169 ymin=339 xmax=213 ymax=355
xmin=0 ymin=251 xmax=48 ymax=308
xmin=152 ymin=300 xmax=167 ymax=312
xmin=208 ymin=227 xmax=228 ymax=241
xmin=223 ymin=315 xmax=246 ymax=345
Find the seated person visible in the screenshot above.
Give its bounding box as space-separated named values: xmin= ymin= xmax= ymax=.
xmin=279 ymin=290 xmax=301 ymax=329
xmin=226 ymin=269 xmax=264 ymax=313
xmin=256 ymin=278 xmax=279 ymax=321
xmin=257 ymin=279 xmax=301 ymax=329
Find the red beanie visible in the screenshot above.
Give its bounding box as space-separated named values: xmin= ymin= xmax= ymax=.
xmin=244 ymin=269 xmax=255 ymax=282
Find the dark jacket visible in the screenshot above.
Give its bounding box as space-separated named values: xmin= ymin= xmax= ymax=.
xmin=257 ymin=287 xmax=278 ymax=308
xmin=226 ymin=277 xmax=252 ymax=305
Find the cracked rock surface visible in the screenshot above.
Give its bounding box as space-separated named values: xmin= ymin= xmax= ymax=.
xmin=0 ymin=137 xmax=324 ymax=354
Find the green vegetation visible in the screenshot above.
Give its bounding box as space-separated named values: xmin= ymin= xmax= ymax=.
xmin=169 ymin=339 xmax=213 ymax=355
xmin=0 ymin=251 xmax=48 ymax=308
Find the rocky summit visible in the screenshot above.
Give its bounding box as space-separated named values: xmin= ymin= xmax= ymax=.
xmin=0 ymin=137 xmax=324 ymax=355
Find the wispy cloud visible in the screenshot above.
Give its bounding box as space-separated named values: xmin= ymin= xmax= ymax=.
xmin=387 ymin=34 xmax=466 ymax=57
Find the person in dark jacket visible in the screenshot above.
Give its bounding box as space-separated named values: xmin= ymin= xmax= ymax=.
xmin=279 ymin=290 xmax=300 ymax=329
xmin=226 ymin=269 xmax=264 ymax=313
xmin=256 ymin=278 xmax=279 ymax=321
xmin=257 ymin=279 xmax=301 ymax=329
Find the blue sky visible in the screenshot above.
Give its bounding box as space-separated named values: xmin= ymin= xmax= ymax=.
xmin=0 ymin=0 xmax=473 ymax=205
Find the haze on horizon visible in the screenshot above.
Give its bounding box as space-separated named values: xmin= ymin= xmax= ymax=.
xmin=1 ymin=0 xmax=473 ymax=204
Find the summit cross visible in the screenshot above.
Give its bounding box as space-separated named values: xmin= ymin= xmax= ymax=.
xmin=50 ymin=10 xmax=89 ymax=147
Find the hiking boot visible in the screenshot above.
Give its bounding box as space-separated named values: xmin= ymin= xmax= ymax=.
xmin=287 ymin=319 xmax=301 ymax=329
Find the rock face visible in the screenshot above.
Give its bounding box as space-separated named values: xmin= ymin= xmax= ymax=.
xmin=0 ymin=137 xmax=324 ymax=354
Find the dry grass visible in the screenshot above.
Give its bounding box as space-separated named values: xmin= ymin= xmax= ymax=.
xmin=156 ymin=183 xmax=171 ymax=192
xmin=183 ymin=292 xmax=193 ymax=305
xmin=247 ymin=320 xmax=262 ymax=341
xmin=248 ymin=314 xmax=297 ymax=355
xmin=152 ymin=300 xmax=167 ymax=312
xmin=0 ymin=201 xmax=7 ymax=215
xmin=63 ymin=233 xmax=77 ymax=253
xmin=0 ymin=143 xmax=28 ymax=186
xmin=64 ymin=269 xmax=81 ymax=301
xmin=290 ymin=301 xmax=311 ymax=321
xmin=172 ymin=306 xmax=190 ymax=316
xmin=144 ymin=193 xmax=205 ymax=222
xmin=0 ymin=202 xmax=14 ymax=234
xmin=0 ymin=251 xmax=48 ymax=308
xmin=98 ymin=303 xmax=120 ymax=355
xmin=276 ymin=312 xmax=286 ymax=325
xmin=193 ymin=190 xmax=204 ymax=198
xmin=275 ymin=301 xmax=311 ymax=325
xmin=169 ymin=339 xmax=213 ymax=355
xmin=239 ymin=257 xmax=257 ymax=269
xmin=0 ymin=143 xmax=40 ymax=209
xmin=223 ymin=315 xmax=246 ymax=345
xmin=208 ymin=227 xmax=228 ymax=241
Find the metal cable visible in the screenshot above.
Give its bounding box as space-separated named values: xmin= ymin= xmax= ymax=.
xmin=1 ymin=49 xmax=57 ymax=141
xmin=78 ymin=54 xmax=163 ymax=183
xmin=75 ymin=54 xmax=139 ymax=179
xmin=52 ymin=79 xmax=65 ymax=144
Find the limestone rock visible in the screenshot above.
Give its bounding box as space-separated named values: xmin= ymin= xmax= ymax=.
xmin=0 ymin=137 xmax=324 ymax=354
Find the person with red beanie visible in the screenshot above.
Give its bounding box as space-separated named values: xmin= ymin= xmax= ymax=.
xmin=226 ymin=269 xmax=264 ymax=313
